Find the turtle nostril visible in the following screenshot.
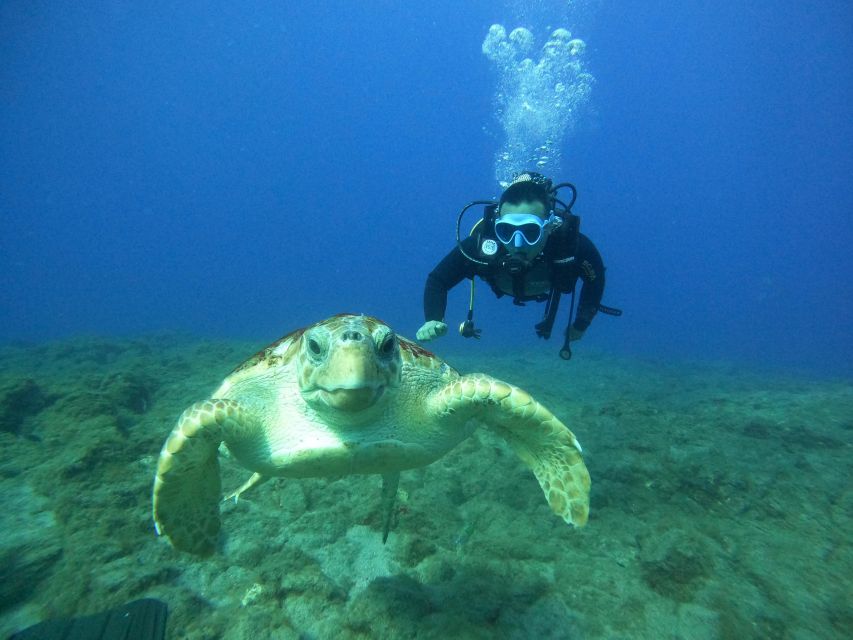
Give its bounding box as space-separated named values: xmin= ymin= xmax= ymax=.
xmin=342 ymin=330 xmax=363 ymax=342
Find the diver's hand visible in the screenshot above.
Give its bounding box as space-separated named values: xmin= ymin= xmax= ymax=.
xmin=567 ymin=326 xmax=585 ymax=342
xmin=416 ymin=320 xmax=448 ymax=342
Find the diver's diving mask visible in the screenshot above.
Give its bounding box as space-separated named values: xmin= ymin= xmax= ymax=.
xmin=494 ymin=212 xmax=562 ymax=250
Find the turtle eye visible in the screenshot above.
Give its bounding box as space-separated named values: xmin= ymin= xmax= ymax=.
xmin=379 ymin=334 xmax=397 ymax=356
xmin=307 ymin=337 xmax=323 ymax=356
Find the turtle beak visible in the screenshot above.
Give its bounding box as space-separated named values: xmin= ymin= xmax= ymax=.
xmin=312 ymin=337 xmax=385 ymax=412
xmin=321 ymin=385 xmax=384 ymax=412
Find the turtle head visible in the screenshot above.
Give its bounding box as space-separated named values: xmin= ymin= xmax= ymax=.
xmin=297 ymin=315 xmax=402 ymax=413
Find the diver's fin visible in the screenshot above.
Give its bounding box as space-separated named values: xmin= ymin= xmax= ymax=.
xmin=11 ymin=598 xmax=168 ymax=640
xmin=380 ymin=472 xmax=400 ymax=543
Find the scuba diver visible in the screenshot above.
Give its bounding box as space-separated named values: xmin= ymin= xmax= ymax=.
xmin=416 ymin=171 xmax=619 ymax=359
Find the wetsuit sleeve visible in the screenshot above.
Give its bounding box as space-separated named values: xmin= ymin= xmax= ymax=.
xmin=424 ymin=239 xmax=477 ymax=321
xmin=574 ymin=233 xmax=605 ymax=332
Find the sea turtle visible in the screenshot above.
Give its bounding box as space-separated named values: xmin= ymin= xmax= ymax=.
xmin=152 ymin=314 xmax=590 ymax=555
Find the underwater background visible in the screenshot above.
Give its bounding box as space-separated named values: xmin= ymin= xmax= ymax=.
xmin=1 ymin=1 xmax=851 ymax=638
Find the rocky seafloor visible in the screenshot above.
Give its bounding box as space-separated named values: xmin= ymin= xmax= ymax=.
xmin=0 ymin=332 xmax=850 ymax=639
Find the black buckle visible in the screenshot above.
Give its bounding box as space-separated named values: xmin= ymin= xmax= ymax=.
xmin=459 ymin=319 xmax=481 ymax=339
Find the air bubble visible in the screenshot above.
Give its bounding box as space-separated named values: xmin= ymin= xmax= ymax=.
xmin=483 ymin=24 xmax=594 ymax=186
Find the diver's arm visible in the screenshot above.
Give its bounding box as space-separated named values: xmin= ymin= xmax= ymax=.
xmin=574 ymin=234 xmax=605 ymax=331
xmin=424 ymin=241 xmax=476 ymax=321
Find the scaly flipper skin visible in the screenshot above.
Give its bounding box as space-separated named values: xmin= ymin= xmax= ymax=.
xmin=430 ymin=374 xmax=590 ymax=526
xmin=152 ymin=399 xmax=255 ymax=556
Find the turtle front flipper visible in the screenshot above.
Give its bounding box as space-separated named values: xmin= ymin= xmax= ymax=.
xmin=430 ymin=374 xmax=590 ymax=527
xmin=152 ymin=399 xmax=252 ymax=556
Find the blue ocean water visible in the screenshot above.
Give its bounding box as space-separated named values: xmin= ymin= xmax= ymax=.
xmin=1 ymin=0 xmax=851 ymax=376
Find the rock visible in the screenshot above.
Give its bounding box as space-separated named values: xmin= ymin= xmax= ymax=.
xmin=0 ymin=482 xmax=63 ymax=609
xmin=0 ymin=379 xmax=52 ymax=435
xmin=639 ymin=529 xmax=713 ymax=602
xmin=98 ymin=371 xmax=156 ymax=415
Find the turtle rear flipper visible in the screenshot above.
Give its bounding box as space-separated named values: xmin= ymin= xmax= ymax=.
xmin=224 ymin=472 xmax=269 ymax=503
xmin=430 ymin=374 xmax=590 ymax=527
xmin=380 ymin=472 xmax=400 ymax=543
xmin=152 ymin=399 xmax=250 ymax=556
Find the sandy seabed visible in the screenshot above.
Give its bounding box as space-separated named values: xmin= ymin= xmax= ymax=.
xmin=0 ymin=331 xmax=850 ymax=639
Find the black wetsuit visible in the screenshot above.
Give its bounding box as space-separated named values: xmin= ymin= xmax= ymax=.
xmin=424 ymin=224 xmax=605 ymax=333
